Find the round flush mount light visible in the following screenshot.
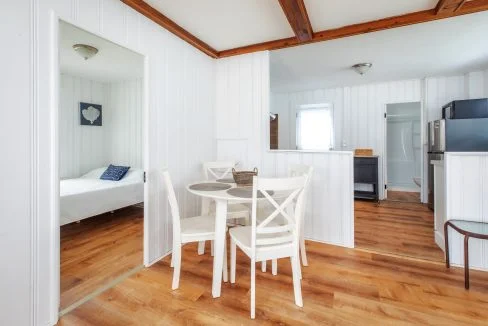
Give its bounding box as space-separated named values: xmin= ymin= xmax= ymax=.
xmin=352 ymin=63 xmax=372 ymax=75
xmin=73 ymin=44 xmax=99 ymax=60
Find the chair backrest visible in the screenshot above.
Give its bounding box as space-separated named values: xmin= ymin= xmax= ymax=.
xmin=250 ymin=175 xmax=307 ymax=254
xmin=288 ymin=164 xmax=314 ymax=186
xmin=162 ymin=170 xmax=181 ymax=240
xmin=203 ymin=161 xmax=236 ymax=180
xmin=288 ymin=165 xmax=313 ymax=233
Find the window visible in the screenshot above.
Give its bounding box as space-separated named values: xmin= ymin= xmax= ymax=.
xmin=296 ymin=103 xmax=334 ymax=151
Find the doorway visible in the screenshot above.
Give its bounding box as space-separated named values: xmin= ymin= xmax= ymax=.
xmin=385 ymin=102 xmax=422 ymax=203
xmin=57 ymin=20 xmax=146 ymax=313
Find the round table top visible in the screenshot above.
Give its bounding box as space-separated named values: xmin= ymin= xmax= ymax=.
xmin=187 ymin=181 xmax=282 ymax=202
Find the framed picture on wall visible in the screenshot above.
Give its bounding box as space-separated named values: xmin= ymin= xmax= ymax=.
xmin=80 ymin=102 xmax=102 ymax=126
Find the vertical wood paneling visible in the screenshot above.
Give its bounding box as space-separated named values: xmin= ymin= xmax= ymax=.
xmin=271 ymin=79 xmax=422 ymax=199
xmin=59 ymin=75 xmax=109 ymax=179
xmin=107 ymin=79 xmax=143 ymax=169
xmin=216 ymin=52 xmax=354 ymax=248
xmin=445 ymin=153 xmax=488 ymax=271
xmin=32 ymin=1 xmax=216 ymax=324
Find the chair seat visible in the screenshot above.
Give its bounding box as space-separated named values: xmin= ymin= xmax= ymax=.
xmin=229 ymin=226 xmax=293 ymax=259
xmin=181 ymin=215 xmax=215 ymax=236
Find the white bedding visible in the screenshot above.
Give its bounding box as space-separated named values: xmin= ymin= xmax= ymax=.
xmin=60 ymin=167 xmax=144 ymax=226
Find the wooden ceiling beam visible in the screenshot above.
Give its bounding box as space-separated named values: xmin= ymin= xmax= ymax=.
xmin=278 ymin=0 xmax=313 ymax=42
xmin=218 ymin=0 xmax=488 ymax=58
xmin=121 ymin=0 xmax=218 ymax=58
xmin=436 ymin=0 xmax=468 ymax=15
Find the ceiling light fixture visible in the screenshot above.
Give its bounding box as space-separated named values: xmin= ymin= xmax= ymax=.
xmin=352 ymin=63 xmax=372 ymax=75
xmin=73 ymin=44 xmax=99 ymax=60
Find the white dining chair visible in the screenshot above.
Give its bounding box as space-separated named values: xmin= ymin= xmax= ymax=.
xmin=288 ymin=164 xmax=314 ymax=267
xmin=162 ymin=170 xmax=228 ymax=290
xmin=229 ymin=175 xmax=307 ymax=319
xmin=198 ymin=161 xmax=251 ymax=255
xmin=259 ymin=164 xmax=313 ymax=276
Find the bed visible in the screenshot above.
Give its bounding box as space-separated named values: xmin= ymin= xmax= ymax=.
xmin=60 ymin=167 xmax=144 ymax=226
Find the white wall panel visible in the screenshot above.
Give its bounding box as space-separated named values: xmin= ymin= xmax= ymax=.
xmin=445 ymin=153 xmax=488 ymax=271
xmin=0 ymin=0 xmax=33 ymax=325
xmin=59 ymin=75 xmax=109 ymax=179
xmin=271 ymin=79 xmax=422 ymax=199
xmin=9 ymin=0 xmax=218 ymax=324
xmin=215 ymin=52 xmax=354 ymax=248
xmin=106 ymin=79 xmax=143 ymax=169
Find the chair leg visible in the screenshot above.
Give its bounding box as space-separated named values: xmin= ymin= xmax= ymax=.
xmin=261 ymin=260 xmax=267 ymax=273
xmin=300 ymin=235 xmax=308 ymax=266
xmin=230 ymin=238 xmax=236 ymax=284
xmin=251 ymin=258 xmax=256 ymax=319
xmin=172 ymin=244 xmax=182 ymax=290
xmin=272 ymin=259 xmax=278 ymax=276
xmin=198 ymin=241 xmax=205 ymax=255
xmin=290 ymin=255 xmax=303 ymax=307
xmin=211 ymin=240 xmax=214 ymax=256
xmin=223 ymin=238 xmax=228 ymax=282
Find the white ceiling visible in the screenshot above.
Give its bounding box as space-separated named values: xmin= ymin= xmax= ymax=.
xmin=304 ymin=0 xmax=438 ymax=31
xmin=60 ymin=21 xmax=143 ymax=82
xmin=144 ymin=0 xmax=295 ymax=51
xmin=142 ymin=0 xmax=443 ymax=51
xmin=271 ymin=11 xmax=488 ymax=92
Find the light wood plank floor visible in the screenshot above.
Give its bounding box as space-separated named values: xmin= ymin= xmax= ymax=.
xmin=58 ymin=240 xmax=488 ymax=325
xmin=387 ymin=190 xmax=421 ymax=203
xmin=355 ymin=200 xmax=445 ymax=262
xmin=60 ymin=206 xmax=143 ymax=310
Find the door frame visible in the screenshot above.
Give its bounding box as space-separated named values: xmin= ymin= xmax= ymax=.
xmin=49 ymin=11 xmax=150 ymax=317
xmin=383 ymin=101 xmax=424 ymax=202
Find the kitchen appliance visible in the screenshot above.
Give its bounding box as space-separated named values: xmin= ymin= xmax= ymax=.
xmin=442 ymin=98 xmax=488 ymax=119
xmin=428 ymin=101 xmax=488 ymax=210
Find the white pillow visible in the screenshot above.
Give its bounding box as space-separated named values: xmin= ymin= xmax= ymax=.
xmin=81 ymin=167 xmax=108 ymax=179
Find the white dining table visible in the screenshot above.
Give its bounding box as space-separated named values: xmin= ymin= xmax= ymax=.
xmin=187 ymin=181 xmax=251 ymax=298
xmin=187 ymin=181 xmax=286 ymax=298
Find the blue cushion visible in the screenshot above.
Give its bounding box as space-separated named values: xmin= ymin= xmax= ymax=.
xmin=100 ymin=165 xmax=130 ymax=181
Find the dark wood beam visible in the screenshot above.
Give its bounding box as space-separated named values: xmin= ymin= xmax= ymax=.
xmin=121 ymin=0 xmax=218 ymax=58
xmin=278 ymin=0 xmax=313 ymax=42
xmin=436 ymin=0 xmax=468 ymax=15
xmin=218 ymin=0 xmax=488 ymax=58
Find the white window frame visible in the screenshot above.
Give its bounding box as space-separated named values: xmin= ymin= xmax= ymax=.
xmin=296 ymin=103 xmax=334 ymax=151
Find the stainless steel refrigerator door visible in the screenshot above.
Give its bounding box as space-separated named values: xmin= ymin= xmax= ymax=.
xmin=429 ymin=120 xmax=446 ymax=153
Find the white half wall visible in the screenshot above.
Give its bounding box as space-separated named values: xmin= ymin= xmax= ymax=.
xmin=3 ymin=0 xmax=217 ymax=325
xmin=215 ymin=51 xmax=354 ymax=248
xmin=444 ymin=153 xmax=488 ymax=271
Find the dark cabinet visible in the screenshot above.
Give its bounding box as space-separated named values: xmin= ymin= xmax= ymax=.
xmin=354 ymin=156 xmax=379 ymax=201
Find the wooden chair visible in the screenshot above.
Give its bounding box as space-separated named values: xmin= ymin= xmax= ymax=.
xmin=162 ymin=170 xmax=227 ymax=290
xmin=229 ymin=175 xmax=307 ymax=319
xmin=198 ymin=161 xmax=250 ymax=255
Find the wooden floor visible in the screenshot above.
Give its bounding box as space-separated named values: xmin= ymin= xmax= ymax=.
xmin=60 ymin=206 xmax=143 ymax=310
xmin=355 ymin=200 xmax=445 ymax=262
xmin=58 ymin=240 xmax=488 ymax=325
xmin=387 ymin=191 xmax=421 ymax=203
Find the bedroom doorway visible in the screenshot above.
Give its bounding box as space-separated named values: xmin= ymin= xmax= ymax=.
xmin=58 ymin=21 xmax=146 ymax=313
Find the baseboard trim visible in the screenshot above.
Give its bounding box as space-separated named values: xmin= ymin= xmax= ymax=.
xmin=435 ymin=230 xmax=445 ymax=252
xmin=146 ymin=250 xmax=172 ymax=267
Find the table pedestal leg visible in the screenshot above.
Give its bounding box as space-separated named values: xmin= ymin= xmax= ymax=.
xmin=464 ymin=235 xmax=470 ymax=290
xmin=212 ymin=199 xmax=227 ymax=298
